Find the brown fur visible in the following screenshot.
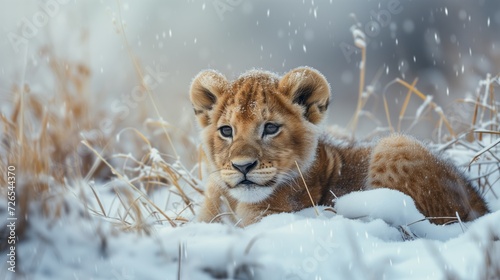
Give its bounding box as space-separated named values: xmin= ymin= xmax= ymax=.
xmin=190 ymin=67 xmax=489 ymax=226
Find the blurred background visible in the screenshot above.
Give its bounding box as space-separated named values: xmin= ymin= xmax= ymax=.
xmin=1 ymin=0 xmax=499 ymax=164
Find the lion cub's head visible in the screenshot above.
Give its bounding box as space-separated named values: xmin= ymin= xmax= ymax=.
xmin=190 ymin=67 xmax=330 ymax=203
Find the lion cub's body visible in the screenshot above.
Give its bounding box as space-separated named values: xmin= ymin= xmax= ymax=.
xmin=190 ymin=67 xmax=488 ymax=226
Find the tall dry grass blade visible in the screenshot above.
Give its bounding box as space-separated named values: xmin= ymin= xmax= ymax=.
xmin=488 ymin=78 xmax=497 ymax=131
xmin=174 ymin=203 xmax=194 ymax=221
xmin=84 ymin=156 xmax=103 ymax=182
xmin=17 ymin=48 xmax=28 ymax=156
xmin=471 ymin=93 xmax=482 ymax=141
xmin=89 ymin=184 xmax=107 ymax=217
xmin=295 ymin=161 xmax=319 ymax=216
xmin=473 ymin=129 xmax=500 ymax=135
xmin=478 ymin=74 xmax=492 ymax=131
xmin=397 ymin=78 xmax=418 ymax=132
xmin=122 ymin=195 xmax=144 ymax=227
xmin=394 ymin=78 xmax=426 ymax=100
xmin=117 ymin=127 xmax=152 ymax=150
xmin=469 ymin=138 xmax=500 ymax=166
xmin=382 ymin=94 xmax=394 ymax=133
xmin=347 ymin=24 xmax=367 ymax=134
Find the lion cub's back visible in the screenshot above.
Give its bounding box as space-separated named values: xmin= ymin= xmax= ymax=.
xmin=366 ymin=134 xmax=488 ymax=224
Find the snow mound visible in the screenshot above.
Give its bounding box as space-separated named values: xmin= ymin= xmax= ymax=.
xmin=334 ymin=188 xmax=471 ymax=241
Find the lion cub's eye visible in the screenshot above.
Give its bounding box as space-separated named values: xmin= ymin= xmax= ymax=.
xmin=263 ymin=123 xmax=280 ymax=137
xmin=219 ymin=125 xmax=233 ymax=138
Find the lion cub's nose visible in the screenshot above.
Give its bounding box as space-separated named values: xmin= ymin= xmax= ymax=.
xmin=231 ymin=160 xmax=258 ymax=175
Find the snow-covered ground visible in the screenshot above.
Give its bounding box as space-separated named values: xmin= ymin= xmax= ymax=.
xmin=2 ymin=144 xmax=498 ymax=280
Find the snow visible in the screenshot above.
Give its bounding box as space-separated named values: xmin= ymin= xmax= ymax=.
xmin=5 ymin=184 xmax=498 ymax=279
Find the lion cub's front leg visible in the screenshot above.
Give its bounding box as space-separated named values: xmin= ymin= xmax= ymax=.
xmin=234 ymin=203 xmax=282 ymax=227
xmin=197 ymin=183 xmax=238 ymax=224
xmin=198 ymin=184 xmax=277 ymax=226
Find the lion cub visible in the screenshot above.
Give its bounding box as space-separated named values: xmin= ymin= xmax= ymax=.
xmin=190 ymin=67 xmax=488 ymax=226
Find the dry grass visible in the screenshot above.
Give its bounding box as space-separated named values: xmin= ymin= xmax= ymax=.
xmin=0 ymin=1 xmax=202 ymax=243
xmin=0 ymin=46 xmax=201 ymax=245
xmin=295 ymin=161 xmax=319 ymax=217
xmin=0 ymin=50 xmax=113 ymax=245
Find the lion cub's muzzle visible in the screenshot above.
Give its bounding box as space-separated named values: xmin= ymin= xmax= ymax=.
xmin=220 ymin=158 xmax=278 ymax=188
xmin=220 ymin=158 xmax=279 ymax=203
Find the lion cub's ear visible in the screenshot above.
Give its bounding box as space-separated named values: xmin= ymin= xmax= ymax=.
xmin=279 ymin=67 xmax=330 ymax=124
xmin=190 ymin=70 xmax=228 ymax=127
